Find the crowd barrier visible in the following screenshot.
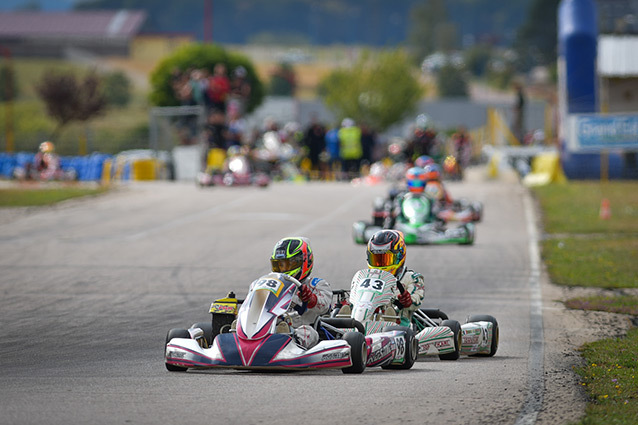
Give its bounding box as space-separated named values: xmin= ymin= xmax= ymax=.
xmin=0 ymin=151 xmax=170 ymax=182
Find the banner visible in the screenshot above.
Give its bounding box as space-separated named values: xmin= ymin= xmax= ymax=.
xmin=567 ymin=114 xmax=638 ymax=151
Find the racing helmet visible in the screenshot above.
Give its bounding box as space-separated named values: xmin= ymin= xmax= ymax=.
xmin=443 ymin=155 xmax=457 ymax=174
xmin=415 ymin=155 xmax=434 ymax=168
xmin=39 ymin=141 xmax=55 ymax=153
xmin=270 ymin=237 xmax=314 ymax=282
xmin=367 ymin=230 xmax=406 ymax=277
xmin=415 ymin=114 xmax=430 ymax=130
xmin=405 ymin=166 xmax=427 ymax=193
xmin=423 ymin=163 xmax=442 ymax=181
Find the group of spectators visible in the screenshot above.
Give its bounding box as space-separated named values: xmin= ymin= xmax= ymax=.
xmin=171 ymin=63 xmax=252 ymax=147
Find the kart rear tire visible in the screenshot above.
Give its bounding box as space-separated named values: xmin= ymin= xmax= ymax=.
xmin=212 ymin=313 xmax=236 ymax=340
xmin=191 ymin=321 xmax=213 ymax=346
xmin=466 ymin=314 xmax=499 ymax=357
xmin=381 ymin=326 xmax=418 ymax=370
xmin=439 ymin=320 xmax=462 ymax=361
xmin=165 ymin=328 xmax=191 ymax=372
xmin=342 ymin=332 xmax=367 ymax=374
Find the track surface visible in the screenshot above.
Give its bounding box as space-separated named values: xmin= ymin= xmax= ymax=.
xmin=0 ymin=175 xmax=537 ymax=425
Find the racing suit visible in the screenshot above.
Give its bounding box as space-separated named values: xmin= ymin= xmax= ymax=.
xmin=395 ymin=269 xmax=425 ymax=327
xmin=289 ymin=276 xmax=332 ymax=348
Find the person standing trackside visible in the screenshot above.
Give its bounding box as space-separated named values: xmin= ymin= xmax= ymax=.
xmin=338 ymin=118 xmax=363 ymax=180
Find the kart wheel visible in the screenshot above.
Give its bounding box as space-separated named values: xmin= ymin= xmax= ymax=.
xmin=381 ymin=326 xmax=418 ymax=370
xmin=165 ymin=328 xmax=190 ymax=372
xmin=460 ymin=223 xmax=475 ymax=245
xmin=191 ymin=322 xmax=213 ymax=347
xmin=467 ymin=314 xmax=499 ymax=357
xmin=342 ymin=332 xmax=367 ymax=374
xmin=439 ymin=320 xmax=462 ymax=361
xmin=212 ymin=313 xmax=236 ymax=340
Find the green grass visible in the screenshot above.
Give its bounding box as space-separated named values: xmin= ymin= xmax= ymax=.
xmin=541 ymin=237 xmax=638 ymax=289
xmin=0 ymin=186 xmax=109 ymax=207
xmin=573 ymin=328 xmax=638 ymax=424
xmin=533 ymin=181 xmax=638 ymax=424
xmin=533 ymin=182 xmax=638 ymax=234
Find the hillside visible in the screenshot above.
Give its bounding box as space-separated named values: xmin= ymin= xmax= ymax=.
xmin=62 ymin=0 xmax=532 ymax=47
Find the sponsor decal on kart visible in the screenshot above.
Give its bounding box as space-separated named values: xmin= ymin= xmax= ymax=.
xmin=321 ymin=351 xmax=349 ymax=361
xmin=368 ymin=341 xmax=394 ymax=364
xmin=210 ymin=303 xmax=237 ymax=314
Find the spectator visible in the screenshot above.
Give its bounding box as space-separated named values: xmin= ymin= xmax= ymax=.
xmin=513 ymin=82 xmax=526 ymax=143
xmin=451 ymin=125 xmax=472 ymax=171
xmin=338 ymin=118 xmax=363 ymax=180
xmin=205 ymin=109 xmax=228 ymax=151
xmin=302 ymin=113 xmax=326 ymax=178
xmin=207 ymin=63 xmax=231 ymax=113
xmin=189 ymin=69 xmax=209 ymax=107
xmin=406 ymin=114 xmax=437 ymax=162
xmin=227 ymin=103 xmax=247 ymax=148
xmin=324 ymin=124 xmax=341 ymax=180
xmin=229 ymin=66 xmax=251 ymax=116
xmin=360 ymin=123 xmax=376 ymax=167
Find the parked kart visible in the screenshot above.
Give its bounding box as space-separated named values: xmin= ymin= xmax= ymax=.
xmin=330 ymin=269 xmax=499 ymax=360
xmin=198 ymin=153 xmax=270 ymax=187
xmin=165 ymin=272 xmax=419 ymax=373
xmin=353 ymin=192 xmax=475 ymax=245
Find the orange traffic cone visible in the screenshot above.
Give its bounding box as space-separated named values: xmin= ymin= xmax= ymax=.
xmin=599 ymin=198 xmax=611 ymax=220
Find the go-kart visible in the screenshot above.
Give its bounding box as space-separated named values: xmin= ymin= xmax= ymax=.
xmin=164 ymin=272 xmax=415 ymax=373
xmin=197 ymin=150 xmax=270 ymax=188
xmin=424 ymin=181 xmax=483 ymax=223
xmin=353 ymin=192 xmax=475 ymax=245
xmin=330 ymin=269 xmax=499 ymax=360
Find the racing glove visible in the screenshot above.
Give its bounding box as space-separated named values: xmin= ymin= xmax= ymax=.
xmin=299 ymin=284 xmax=318 ymax=309
xmin=397 ymin=291 xmax=412 ymax=308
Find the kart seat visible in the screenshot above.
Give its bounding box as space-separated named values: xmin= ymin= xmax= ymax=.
xmin=276 ymin=321 xmax=291 ymax=334
xmin=335 ymin=304 xmax=351 ymax=318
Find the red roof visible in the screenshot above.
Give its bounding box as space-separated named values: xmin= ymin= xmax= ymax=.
xmin=0 ymin=10 xmax=146 ymax=38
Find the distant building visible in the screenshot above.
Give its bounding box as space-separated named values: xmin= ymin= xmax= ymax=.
xmin=598 ymin=35 xmax=638 ymax=113
xmin=0 ymin=10 xmax=146 ymax=58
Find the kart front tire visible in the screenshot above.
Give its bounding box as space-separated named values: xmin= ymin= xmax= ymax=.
xmin=165 ymin=328 xmax=191 ymax=372
xmin=342 ymin=331 xmax=367 ymax=374
xmin=381 ymin=326 xmax=418 ymax=370
xmin=467 ymin=314 xmax=499 ymax=357
xmin=439 ymin=320 xmax=462 ymax=361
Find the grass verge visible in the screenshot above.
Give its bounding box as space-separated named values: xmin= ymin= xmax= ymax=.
xmin=532 ymin=181 xmax=638 ymax=425
xmin=574 ymin=328 xmax=638 ymax=424
xmin=0 ymin=186 xmax=109 ymax=207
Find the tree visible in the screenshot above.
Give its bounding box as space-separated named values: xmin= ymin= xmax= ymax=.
xmin=269 ymin=62 xmax=296 ymax=96
xmin=103 ymin=71 xmax=132 ymax=107
xmin=0 ymin=65 xmax=18 ymax=102
xmin=408 ymin=0 xmax=450 ymax=63
xmin=36 ymin=70 xmax=107 ymax=140
xmin=514 ymin=0 xmax=560 ymax=71
xmin=148 ymin=43 xmax=264 ymax=113
xmin=319 ymin=50 xmax=423 ymax=132
xmin=437 ymin=63 xmax=468 ymax=98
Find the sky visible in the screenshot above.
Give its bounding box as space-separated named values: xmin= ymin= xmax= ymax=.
xmin=0 ymin=0 xmax=77 ymax=11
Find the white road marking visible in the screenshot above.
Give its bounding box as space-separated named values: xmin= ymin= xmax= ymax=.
xmin=515 ymin=189 xmax=545 ymax=425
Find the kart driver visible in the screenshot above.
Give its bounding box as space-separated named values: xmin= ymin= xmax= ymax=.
xmin=365 ymin=229 xmax=425 ymax=326
xmin=270 ymin=237 xmax=332 ymax=349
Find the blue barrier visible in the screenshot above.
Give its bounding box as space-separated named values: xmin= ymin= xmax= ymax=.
xmin=0 ymin=153 xmax=113 ymax=181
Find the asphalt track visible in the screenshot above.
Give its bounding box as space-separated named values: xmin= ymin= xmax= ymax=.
xmin=0 ymin=172 xmax=542 ymax=425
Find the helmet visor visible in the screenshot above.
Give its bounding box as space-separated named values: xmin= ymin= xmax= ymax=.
xmin=367 ymin=251 xmax=398 ymax=268
xmin=271 ymin=256 xmax=302 ymax=274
